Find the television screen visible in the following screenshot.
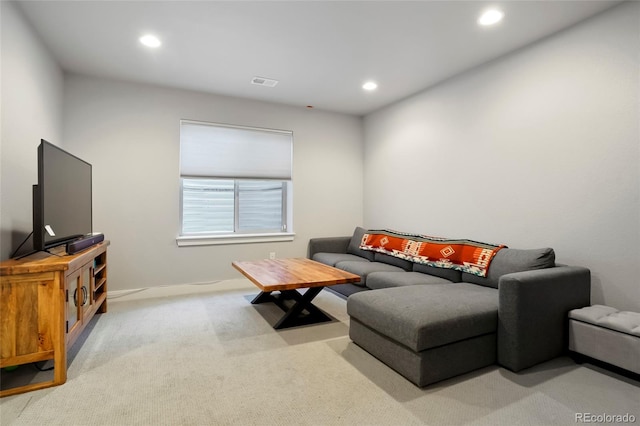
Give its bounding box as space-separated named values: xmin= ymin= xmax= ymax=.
xmin=33 ymin=140 xmax=92 ymax=250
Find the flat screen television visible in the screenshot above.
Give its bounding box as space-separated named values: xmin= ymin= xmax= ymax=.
xmin=33 ymin=140 xmax=93 ymax=251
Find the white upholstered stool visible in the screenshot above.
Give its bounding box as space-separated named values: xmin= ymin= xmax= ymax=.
xmin=569 ymin=305 xmax=640 ymax=374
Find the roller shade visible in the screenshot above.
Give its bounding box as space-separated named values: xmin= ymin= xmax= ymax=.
xmin=180 ymin=120 xmax=293 ymax=180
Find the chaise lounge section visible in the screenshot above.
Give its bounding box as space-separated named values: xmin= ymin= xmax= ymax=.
xmin=309 ymin=227 xmax=591 ymax=387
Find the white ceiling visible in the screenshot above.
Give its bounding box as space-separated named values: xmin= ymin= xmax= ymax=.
xmin=17 ymin=1 xmax=621 ymax=116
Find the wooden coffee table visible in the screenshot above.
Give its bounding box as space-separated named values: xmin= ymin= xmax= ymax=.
xmin=232 ymin=258 xmax=360 ymax=329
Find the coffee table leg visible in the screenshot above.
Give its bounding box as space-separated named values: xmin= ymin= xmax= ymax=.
xmin=274 ymin=287 xmax=331 ymax=329
xmin=279 ymin=289 xmax=329 ymax=319
xmin=251 ymin=291 xmax=274 ymax=304
xmin=251 ymin=287 xmax=332 ymax=329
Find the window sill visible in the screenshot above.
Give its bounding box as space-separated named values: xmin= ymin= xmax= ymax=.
xmin=176 ymin=232 xmax=295 ymax=247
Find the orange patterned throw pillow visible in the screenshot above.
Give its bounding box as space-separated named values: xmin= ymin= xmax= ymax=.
xmin=360 ymin=230 xmax=506 ymax=277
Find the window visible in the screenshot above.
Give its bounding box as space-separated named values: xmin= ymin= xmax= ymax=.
xmin=177 ymin=120 xmax=293 ymax=246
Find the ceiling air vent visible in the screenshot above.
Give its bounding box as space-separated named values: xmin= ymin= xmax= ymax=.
xmin=251 ymin=76 xmax=278 ymax=87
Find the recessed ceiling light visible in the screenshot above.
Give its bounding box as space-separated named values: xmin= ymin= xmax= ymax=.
xmin=362 ymin=81 xmax=378 ymax=91
xmin=139 ymin=34 xmax=162 ymax=48
xmin=478 ymin=9 xmax=504 ymax=26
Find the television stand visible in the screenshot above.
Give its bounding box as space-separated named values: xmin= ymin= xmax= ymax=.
xmin=0 ymin=241 xmax=109 ymax=397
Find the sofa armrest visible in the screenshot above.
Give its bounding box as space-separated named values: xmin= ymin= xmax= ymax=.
xmin=307 ymin=236 xmax=351 ymax=259
xmin=497 ymin=266 xmax=591 ymax=372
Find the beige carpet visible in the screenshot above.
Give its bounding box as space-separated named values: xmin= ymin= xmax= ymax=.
xmin=1 ymin=280 xmax=638 ymax=425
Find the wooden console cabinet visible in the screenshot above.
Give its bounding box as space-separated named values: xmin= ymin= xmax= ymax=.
xmin=0 ymin=241 xmax=109 ymax=397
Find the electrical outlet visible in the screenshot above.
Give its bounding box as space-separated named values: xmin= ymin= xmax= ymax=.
xmin=269 ymin=252 xmax=276 ymax=259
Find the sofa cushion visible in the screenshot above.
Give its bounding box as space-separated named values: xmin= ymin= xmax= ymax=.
xmin=312 ymin=252 xmax=370 ymax=267
xmin=367 ymin=272 xmax=452 ymax=290
xmin=374 ymin=252 xmax=413 ymax=271
xmin=346 ymin=227 xmax=375 ymax=261
xmin=413 ymin=263 xmax=462 ymax=282
xmin=347 ymin=283 xmax=499 ymax=352
xmin=462 ymin=248 xmax=555 ymax=289
xmin=335 ymin=261 xmax=406 ymax=286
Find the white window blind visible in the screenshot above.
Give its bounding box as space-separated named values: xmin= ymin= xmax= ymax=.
xmin=237 ymin=180 xmax=285 ymax=231
xmin=180 ymin=121 xmax=292 ymax=180
xmin=181 ymin=178 xmax=286 ymax=234
xmin=182 ymin=179 xmax=235 ymax=234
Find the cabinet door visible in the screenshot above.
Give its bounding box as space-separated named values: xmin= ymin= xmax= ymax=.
xmin=0 ymin=272 xmax=57 ymax=362
xmin=80 ymin=264 xmax=93 ymax=321
xmin=65 ymin=269 xmax=82 ymax=336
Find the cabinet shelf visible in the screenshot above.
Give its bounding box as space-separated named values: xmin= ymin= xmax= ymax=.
xmin=95 ymin=277 xmax=107 ymax=292
xmin=93 ymin=292 xmax=107 ymax=311
xmin=94 ymin=263 xmax=106 ymax=275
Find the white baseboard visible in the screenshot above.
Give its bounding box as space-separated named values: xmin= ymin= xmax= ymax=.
xmin=108 ymin=278 xmax=255 ymax=302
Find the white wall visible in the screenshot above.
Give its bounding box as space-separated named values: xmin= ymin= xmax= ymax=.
xmin=0 ymin=1 xmax=64 ymax=259
xmin=363 ymin=3 xmax=640 ymax=311
xmin=63 ymin=74 xmax=364 ymax=292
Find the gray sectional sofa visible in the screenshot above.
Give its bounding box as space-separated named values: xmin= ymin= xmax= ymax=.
xmin=309 ymin=227 xmax=591 ymax=387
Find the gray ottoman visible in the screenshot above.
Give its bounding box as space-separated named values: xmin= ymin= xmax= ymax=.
xmin=569 ymin=305 xmax=640 ymax=374
xmin=347 ymin=283 xmax=499 ymax=387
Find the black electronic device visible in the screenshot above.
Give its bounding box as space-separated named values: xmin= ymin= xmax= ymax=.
xmin=66 ymin=233 xmax=104 ymax=255
xmin=32 ymin=140 xmax=93 ymax=253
